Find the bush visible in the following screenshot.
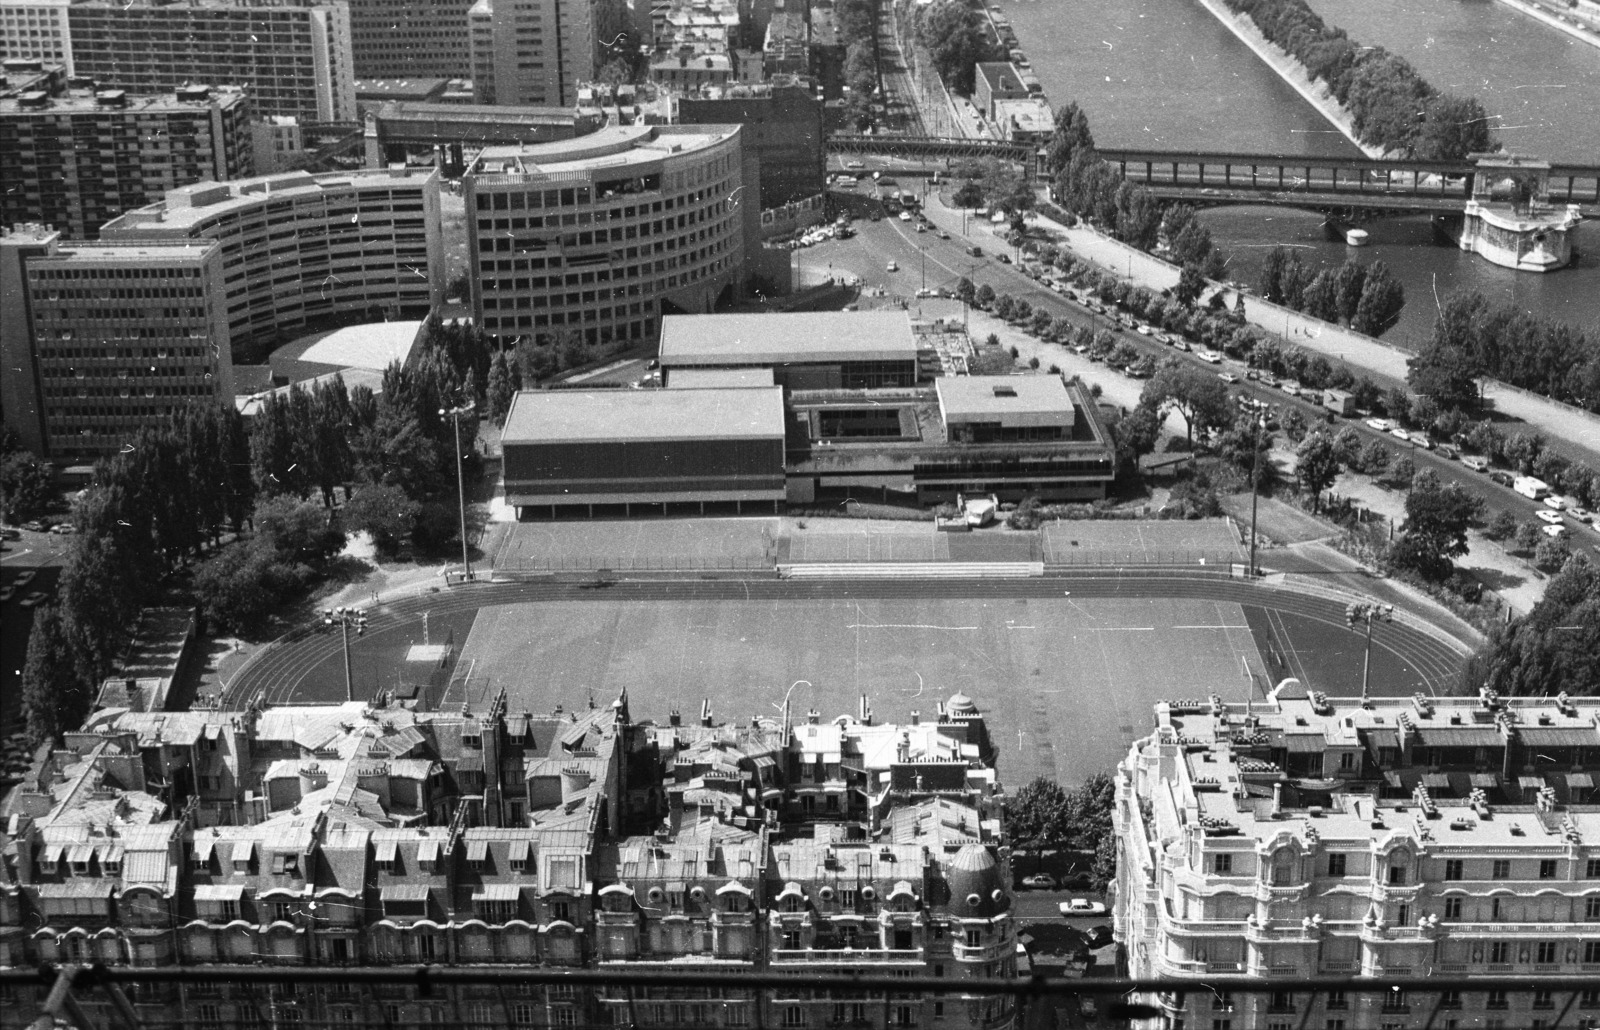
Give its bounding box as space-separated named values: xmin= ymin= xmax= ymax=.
xmin=1485 ymin=509 xmax=1518 ymax=541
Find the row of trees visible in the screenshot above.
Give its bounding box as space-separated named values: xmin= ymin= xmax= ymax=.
xmin=1259 ymin=249 xmax=1406 ymax=337
xmin=0 ymin=435 xmax=54 ymax=522
xmin=1004 ymin=774 xmax=1117 ymax=891
xmin=1408 ymin=291 xmax=1600 ymax=416
xmin=909 ymin=0 xmax=1001 ymax=97
xmin=20 ymin=404 xmax=256 ymax=742
xmin=839 ymin=0 xmax=881 ymax=126
xmin=1223 ymin=0 xmax=1495 ymax=159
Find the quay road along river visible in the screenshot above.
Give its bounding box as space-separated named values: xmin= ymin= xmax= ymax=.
xmin=993 ymin=0 xmax=1600 ymax=340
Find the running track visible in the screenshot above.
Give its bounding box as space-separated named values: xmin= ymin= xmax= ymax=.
xmin=222 ymin=573 xmax=1473 ymax=707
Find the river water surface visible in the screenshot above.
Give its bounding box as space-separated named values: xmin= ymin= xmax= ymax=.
xmin=998 ymin=0 xmax=1600 ymax=338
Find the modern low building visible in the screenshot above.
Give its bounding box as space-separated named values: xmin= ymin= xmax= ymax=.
xmin=991 ymin=96 xmax=1052 ymax=146
xmin=972 ymin=62 xmax=1030 ymax=122
xmin=501 ymin=385 xmax=788 ymax=516
xmin=346 ymin=0 xmax=476 ymax=79
xmin=1118 ymin=683 xmax=1600 ymax=1030
xmin=0 ymin=82 xmax=255 ymax=239
xmin=659 ymin=311 xmax=921 ymax=389
xmin=99 ymin=167 xmax=444 ymax=362
xmin=0 ymin=225 xmax=234 ymax=461
xmin=64 ymin=0 xmax=358 ymax=122
xmin=465 ymin=124 xmax=755 ymax=348
xmin=786 ymin=374 xmax=1114 ymax=505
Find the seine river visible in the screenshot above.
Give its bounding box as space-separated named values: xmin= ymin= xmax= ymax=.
xmin=999 ymin=0 xmax=1600 ymax=340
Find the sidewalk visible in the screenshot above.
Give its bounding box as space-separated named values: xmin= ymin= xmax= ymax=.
xmin=956 ymin=197 xmax=1600 ymax=470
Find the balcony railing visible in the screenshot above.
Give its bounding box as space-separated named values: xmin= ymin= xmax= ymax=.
xmin=14 ymin=964 xmax=1600 ymax=1030
xmin=770 ymin=949 xmax=923 ymax=964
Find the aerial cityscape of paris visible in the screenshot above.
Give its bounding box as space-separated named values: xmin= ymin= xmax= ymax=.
xmin=2 ymin=0 xmax=1599 ymax=1027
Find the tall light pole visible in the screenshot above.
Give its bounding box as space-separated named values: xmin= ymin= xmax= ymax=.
xmin=1345 ymin=601 xmax=1394 ymax=704
xmin=440 ymin=402 xmax=476 ymax=581
xmin=324 ymin=606 xmax=368 ymax=702
xmin=1248 ymin=413 xmax=1265 ymax=578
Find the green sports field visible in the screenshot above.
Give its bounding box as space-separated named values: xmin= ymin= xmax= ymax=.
xmin=448 ymin=596 xmax=1275 ymax=784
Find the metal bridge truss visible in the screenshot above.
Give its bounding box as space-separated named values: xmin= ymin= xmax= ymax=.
xmin=1097 ymin=148 xmax=1600 ymax=216
xmin=826 ymin=134 xmax=1035 ymax=164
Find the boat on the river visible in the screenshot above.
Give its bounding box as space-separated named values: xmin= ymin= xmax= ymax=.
xmin=1459 ymin=154 xmax=1582 ymax=272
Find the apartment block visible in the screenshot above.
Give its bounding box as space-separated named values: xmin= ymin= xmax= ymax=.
xmin=345 ymin=0 xmax=475 ymax=78
xmin=1 ymin=689 xmax=1016 ymax=1030
xmin=0 ymin=0 xmax=75 ymax=74
xmin=676 ymin=81 xmax=825 ymax=207
xmin=100 ymin=167 xmax=443 ymax=361
xmin=1117 ymin=682 xmax=1600 ymax=1030
xmin=66 ymin=0 xmax=357 ymax=122
xmin=0 ymin=83 xmax=255 ymax=239
xmin=0 ymin=225 xmax=234 ymax=461
xmin=465 ymin=123 xmax=753 ymax=347
xmin=468 ymin=0 xmax=594 ymax=108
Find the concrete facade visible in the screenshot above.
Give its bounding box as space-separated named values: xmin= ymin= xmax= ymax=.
xmin=676 ymin=81 xmax=825 ymax=208
xmin=65 ymin=0 xmax=357 ymax=122
xmin=346 ymin=0 xmax=476 ymax=79
xmin=465 ymin=124 xmax=754 ymax=347
xmin=0 ymin=0 xmax=75 ymax=73
xmin=0 ymin=225 xmax=234 ymax=461
xmin=469 ymin=0 xmax=595 ymax=108
xmin=0 ymin=83 xmax=255 ymax=239
xmin=100 ymin=167 xmax=444 ymax=361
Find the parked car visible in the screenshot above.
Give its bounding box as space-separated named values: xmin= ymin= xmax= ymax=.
xmin=1059 ymin=871 xmax=1093 ymax=889
xmin=1083 ymin=925 xmax=1115 ymax=949
xmin=1545 ymin=495 xmax=1569 ymax=511
xmin=20 ymin=591 xmax=48 ymax=608
xmin=1413 ymin=435 xmax=1435 ymax=450
xmin=1196 ymin=350 xmax=1223 ymax=364
xmin=1217 ymin=372 xmax=1239 ymax=384
xmin=1543 ymin=523 xmax=1568 ymax=538
xmin=16 ymin=570 xmax=37 ymax=587
xmin=21 ymin=520 xmax=48 ymax=532
xmin=1021 ymin=874 xmax=1057 ymax=890
xmin=0 ymin=526 xmax=20 ymax=540
xmin=1059 ymin=899 xmax=1107 ymax=916
xmin=1462 ymin=455 xmax=1490 ymax=472
xmin=1537 ymin=509 xmax=1565 ymax=525
xmin=1570 ymin=507 xmax=1593 ymax=523
xmin=997 ymin=254 xmax=1012 ymax=264
xmin=1490 ymin=470 xmax=1514 ymax=487
xmin=886 ymin=261 xmax=898 ymax=272
xmin=49 ymin=522 xmax=75 ymax=534
xmin=0 ymin=585 xmax=14 ymax=603
xmin=1389 ymin=427 xmax=1410 ymax=442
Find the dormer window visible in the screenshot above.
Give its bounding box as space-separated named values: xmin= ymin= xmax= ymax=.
xmin=419 ymin=838 xmax=442 ymax=873
xmin=509 ymin=839 xmax=530 ymax=874
xmin=192 ymin=839 xmax=215 ymax=873
xmin=375 ymin=838 xmax=398 ymax=874
xmin=231 ymin=841 xmax=255 ymax=873
xmin=39 ymin=844 xmax=63 ymax=875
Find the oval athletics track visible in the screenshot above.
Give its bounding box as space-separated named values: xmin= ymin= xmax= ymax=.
xmin=223 ymin=575 xmax=1472 ymax=708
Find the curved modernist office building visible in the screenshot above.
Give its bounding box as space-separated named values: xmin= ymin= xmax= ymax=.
xmin=464 ymin=123 xmax=755 ymax=347
xmin=99 ymin=167 xmax=443 ymax=358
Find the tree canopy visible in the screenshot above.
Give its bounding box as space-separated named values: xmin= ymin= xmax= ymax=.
xmin=1139 ymin=364 xmax=1232 ymax=450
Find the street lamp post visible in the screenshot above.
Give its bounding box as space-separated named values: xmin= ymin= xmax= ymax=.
xmin=323 ymin=606 xmax=368 ymax=702
xmin=440 ymin=402 xmax=476 ymax=581
xmin=1345 ymin=601 xmax=1394 ymax=704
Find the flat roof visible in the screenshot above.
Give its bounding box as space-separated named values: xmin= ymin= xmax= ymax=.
xmin=936 ymin=375 xmax=1072 ymax=419
xmin=502 ymin=386 xmax=786 ymax=445
xmin=471 ymin=124 xmax=736 ymax=179
xmin=659 ymin=312 xmax=919 ymax=366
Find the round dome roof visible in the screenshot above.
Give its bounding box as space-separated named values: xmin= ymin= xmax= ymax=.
xmin=946 ymin=844 xmax=1007 ymax=918
xmin=946 ymin=691 xmax=977 ymax=714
